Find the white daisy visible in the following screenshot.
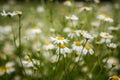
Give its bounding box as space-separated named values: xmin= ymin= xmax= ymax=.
xmin=43 ymin=41 xmax=55 ymax=50
xmin=63 ymin=1 xmax=72 ymax=7
xmin=56 ymin=44 xmax=71 ymax=54
xmin=5 ymin=62 xmax=15 ymax=74
xmin=72 ymin=41 xmax=83 ymax=54
xmin=50 ymin=37 xmax=69 ymax=44
xmin=31 ymin=26 xmax=41 ymax=34
xmin=79 ymin=6 xmax=92 ymax=12
xmin=104 ymin=15 xmax=113 ymax=23
xmin=0 ymin=67 xmax=5 ymax=76
xmin=83 ymin=45 xmax=94 ymax=55
xmin=22 ymin=58 xmax=40 ymax=68
xmin=65 ymin=14 xmax=78 ymax=21
xmin=100 ymin=32 xmax=113 ymax=43
xmin=107 ymin=43 xmax=117 ymax=49
xmin=83 ymin=32 xmax=94 ymax=40
xmin=97 ymin=13 xmax=106 ymax=20
xmin=1 ymin=10 xmax=8 ymax=16
xmin=37 ymin=6 xmax=44 ymax=13
xmin=68 ymin=29 xmax=80 ymax=38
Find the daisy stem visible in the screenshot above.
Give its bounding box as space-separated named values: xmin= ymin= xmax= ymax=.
xmin=18 ymin=15 xmax=26 ymax=76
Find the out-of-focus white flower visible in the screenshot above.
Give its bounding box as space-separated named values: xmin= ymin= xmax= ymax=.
xmin=104 ymin=15 xmax=113 ymax=23
xmin=103 ymin=57 xmax=119 ymax=68
xmin=97 ymin=13 xmax=113 ymax=23
xmin=43 ymin=41 xmax=55 ymax=50
xmin=63 ymin=27 xmax=71 ymax=33
xmin=1 ymin=10 xmax=8 ymax=16
xmin=5 ymin=62 xmax=15 ymax=74
xmin=50 ymin=37 xmax=69 ymax=44
xmin=37 ymin=6 xmax=44 ymax=13
xmin=7 ymin=11 xmax=17 ymax=17
xmin=100 ymin=32 xmax=113 ymax=43
xmin=22 ymin=58 xmax=40 ymax=68
xmin=91 ymin=21 xmax=100 ymax=27
xmin=108 ymin=26 xmax=119 ymax=31
xmin=50 ymin=55 xmax=58 ymax=63
xmin=100 ymin=32 xmax=113 ymax=39
xmin=0 ymin=67 xmax=5 ymax=76
xmin=72 ymin=41 xmax=83 ymax=54
xmin=83 ymin=32 xmax=94 ymax=40
xmin=56 ymin=44 xmax=71 ymax=54
xmin=107 ymin=43 xmax=117 ymax=49
xmin=97 ymin=13 xmax=106 ymax=20
xmin=50 ymin=28 xmax=55 ymax=32
xmin=63 ymin=1 xmax=72 ymax=7
xmin=68 ymin=29 xmax=80 ymax=38
xmin=83 ymin=45 xmax=94 ymax=55
xmin=0 ymin=26 xmax=11 ymax=35
xmin=65 ymin=14 xmax=78 ymax=20
xmin=31 ymin=26 xmax=42 ymax=34
xmin=79 ymin=6 xmax=92 ymax=12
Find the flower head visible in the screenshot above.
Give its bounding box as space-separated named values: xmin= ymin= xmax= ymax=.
xmin=65 ymin=14 xmax=78 ymax=20
xmin=83 ymin=45 xmax=94 ymax=55
xmin=79 ymin=6 xmax=92 ymax=12
xmin=68 ymin=29 xmax=80 ymax=38
xmin=43 ymin=41 xmax=55 ymax=50
xmin=50 ymin=37 xmax=69 ymax=44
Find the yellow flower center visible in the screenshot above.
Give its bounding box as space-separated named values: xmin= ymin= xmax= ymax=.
xmin=27 ymin=59 xmax=32 ymax=63
xmin=60 ymin=44 xmax=66 ymax=48
xmin=112 ymin=75 xmax=119 ymax=80
xmin=75 ymin=41 xmax=81 ymax=46
xmin=6 ymin=66 xmax=11 ymax=70
xmin=104 ymin=33 xmax=109 ymax=38
xmin=85 ymin=45 xmax=91 ymax=50
xmin=80 ymin=31 xmax=84 ymax=35
xmin=70 ymin=15 xmax=73 ymax=19
xmin=57 ymin=37 xmax=64 ymax=40
xmin=71 ymin=30 xmax=75 ymax=33
xmin=0 ymin=67 xmax=5 ymax=73
xmin=45 ymin=41 xmax=50 ymax=45
xmin=33 ymin=26 xmax=39 ymax=30
xmin=105 ymin=16 xmax=110 ymax=18
xmin=100 ymin=13 xmax=105 ymax=16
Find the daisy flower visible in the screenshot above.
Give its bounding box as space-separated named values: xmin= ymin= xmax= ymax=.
xmin=50 ymin=37 xmax=69 ymax=44
xmin=68 ymin=29 xmax=80 ymax=38
xmin=31 ymin=26 xmax=42 ymax=34
xmin=111 ymin=75 xmax=120 ymax=80
xmin=100 ymin=32 xmax=113 ymax=43
xmin=104 ymin=15 xmax=113 ymax=23
xmin=43 ymin=41 xmax=55 ymax=50
xmin=79 ymin=6 xmax=92 ymax=12
xmin=1 ymin=10 xmax=8 ymax=16
xmin=107 ymin=43 xmax=117 ymax=49
xmin=22 ymin=56 xmax=40 ymax=67
xmin=0 ymin=67 xmax=5 ymax=76
xmin=83 ymin=45 xmax=94 ymax=55
xmin=56 ymin=44 xmax=71 ymax=54
xmin=83 ymin=32 xmax=94 ymax=40
xmin=97 ymin=13 xmax=106 ymax=20
xmin=65 ymin=14 xmax=78 ymax=21
xmin=63 ymin=1 xmax=72 ymax=7
xmin=72 ymin=41 xmax=83 ymax=54
xmin=5 ymin=62 xmax=15 ymax=74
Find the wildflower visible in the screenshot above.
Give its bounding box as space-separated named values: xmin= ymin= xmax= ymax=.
xmin=108 ymin=26 xmax=119 ymax=31
xmin=65 ymin=14 xmax=78 ymax=20
xmin=22 ymin=58 xmax=40 ymax=68
xmin=107 ymin=43 xmax=117 ymax=49
xmin=31 ymin=26 xmax=41 ymax=34
xmin=97 ymin=13 xmax=106 ymax=20
xmin=100 ymin=32 xmax=113 ymax=43
xmin=72 ymin=41 xmax=83 ymax=54
xmin=79 ymin=6 xmax=92 ymax=12
xmin=50 ymin=55 xmax=58 ymax=63
xmin=63 ymin=1 xmax=72 ymax=7
xmin=5 ymin=62 xmax=15 ymax=74
xmin=68 ymin=29 xmax=80 ymax=38
xmin=50 ymin=37 xmax=69 ymax=44
xmin=0 ymin=67 xmax=5 ymax=76
xmin=0 ymin=10 xmax=8 ymax=16
xmin=83 ymin=45 xmax=94 ymax=55
xmin=104 ymin=15 xmax=113 ymax=23
xmin=56 ymin=44 xmax=71 ymax=54
xmin=37 ymin=6 xmax=44 ymax=13
xmin=43 ymin=41 xmax=55 ymax=50
xmin=16 ymin=11 xmax=22 ymax=17
xmin=111 ymin=75 xmax=120 ymax=80
xmin=83 ymin=32 xmax=94 ymax=40
xmin=63 ymin=27 xmax=71 ymax=33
